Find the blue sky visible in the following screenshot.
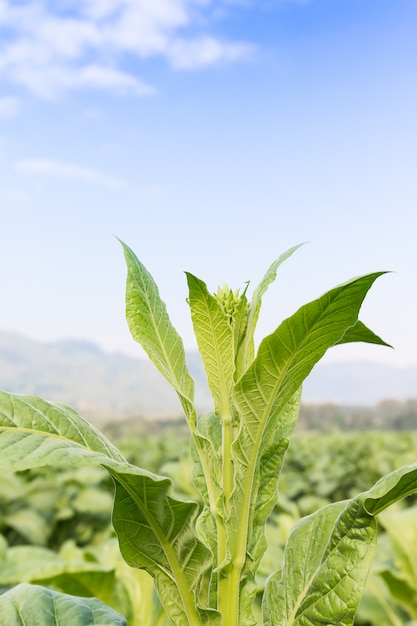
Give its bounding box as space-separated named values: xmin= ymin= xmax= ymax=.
xmin=0 ymin=0 xmax=416 ymax=368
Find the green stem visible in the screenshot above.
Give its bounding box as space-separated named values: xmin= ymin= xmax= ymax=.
xmin=218 ymin=563 xmax=241 ymax=626
xmin=222 ymin=409 xmax=234 ymax=512
xmin=217 ymin=407 xmax=237 ymax=618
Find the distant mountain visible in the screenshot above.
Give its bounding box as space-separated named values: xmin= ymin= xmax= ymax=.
xmin=0 ymin=332 xmax=415 ymax=421
xmin=303 ymin=361 xmax=417 ymax=405
xmin=0 ymin=331 xmax=211 ymax=420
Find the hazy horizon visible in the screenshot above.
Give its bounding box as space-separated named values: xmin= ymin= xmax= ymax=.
xmin=1 ymin=328 xmax=416 ymax=409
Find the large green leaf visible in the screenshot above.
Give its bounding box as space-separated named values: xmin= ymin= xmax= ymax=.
xmin=109 ymin=471 xmax=220 ymax=625
xmin=0 ymin=392 xmax=219 ymax=626
xmin=0 ymin=393 xmax=126 ymax=463
xmin=0 ymin=583 xmax=127 ymax=625
xmin=263 ymin=462 xmax=417 ymax=625
xmin=120 ymin=240 xmax=196 ymax=425
xmin=227 ymin=272 xmax=388 ymax=623
xmin=121 ymin=243 xmax=223 ymax=589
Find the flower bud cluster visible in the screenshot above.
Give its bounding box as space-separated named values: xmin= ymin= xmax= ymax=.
xmin=215 ymin=283 xmax=246 ymax=323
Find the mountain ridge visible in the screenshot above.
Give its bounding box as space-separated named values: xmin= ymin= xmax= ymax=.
xmin=0 ymin=331 xmax=415 ymax=421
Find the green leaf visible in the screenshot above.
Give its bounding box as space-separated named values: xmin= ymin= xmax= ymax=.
xmin=380 ymin=570 xmax=417 ymax=619
xmin=263 ymin=500 xmax=377 ymax=626
xmin=121 ymin=242 xmax=222 ymax=590
xmin=186 ymin=273 xmax=234 ymax=417
xmin=378 ymin=508 xmax=417 ymax=618
xmin=0 ymin=583 xmax=127 ymax=625
xmin=0 ymin=538 xmax=169 ymax=626
xmin=245 ymin=391 xmax=301 ymax=570
xmin=0 ymin=392 xmax=219 ymax=626
xmin=231 ymin=286 xmax=250 ymax=372
xmin=263 ymin=462 xmax=417 ymax=625
xmin=109 ymin=472 xmax=220 ymax=625
xmin=120 ymin=240 xmax=196 ymax=425
xmin=0 ymin=542 xmax=117 ymax=605
xmin=186 ymin=272 xmax=239 ymax=588
xmin=2 ymin=507 xmax=51 ymax=545
xmin=88 ymin=539 xmax=168 ymax=626
xmin=0 ymin=392 xmax=126 ymax=464
xmin=336 ymin=319 xmax=392 ymax=347
xmin=228 ymin=272 xmax=388 ymax=621
xmin=358 ymin=573 xmax=406 ymax=626
xmin=237 ymin=244 xmax=304 ymax=374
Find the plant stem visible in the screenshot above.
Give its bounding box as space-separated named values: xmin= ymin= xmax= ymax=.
xmin=222 ymin=409 xmax=234 ymax=513
xmin=217 ymin=407 xmax=238 ymax=619
xmin=218 ymin=563 xmax=242 ymax=626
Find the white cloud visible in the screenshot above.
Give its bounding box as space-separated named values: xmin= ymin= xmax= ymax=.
xmin=12 ymin=63 xmax=153 ymax=100
xmin=15 ymin=158 xmax=125 ymax=190
xmin=168 ymin=36 xmax=252 ymax=69
xmin=0 ymin=0 xmax=252 ymax=99
xmin=0 ymin=96 xmax=20 ymax=117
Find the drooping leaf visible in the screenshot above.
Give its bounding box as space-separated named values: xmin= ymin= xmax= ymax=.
xmin=120 ymin=240 xmax=196 ymax=425
xmin=0 ymin=583 xmax=127 ymax=626
xmin=109 ymin=471 xmax=220 ymax=625
xmin=263 ymin=461 xmax=417 ymax=625
xmin=0 ymin=392 xmax=220 ymax=626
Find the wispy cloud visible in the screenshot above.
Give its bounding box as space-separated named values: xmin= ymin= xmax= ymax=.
xmin=0 ymin=1 xmax=253 ymax=99
xmin=15 ymin=158 xmax=125 ymax=190
xmin=168 ymin=36 xmax=251 ymax=69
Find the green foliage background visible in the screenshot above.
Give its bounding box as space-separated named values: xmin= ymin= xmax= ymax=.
xmin=1 ymin=424 xmax=417 ymax=625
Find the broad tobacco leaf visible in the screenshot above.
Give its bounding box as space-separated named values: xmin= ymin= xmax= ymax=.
xmin=0 ymin=583 xmax=127 ymax=626
xmin=229 ymin=272 xmax=389 ymax=623
xmin=121 ymin=241 xmax=223 ymax=589
xmin=121 ymin=240 xmax=197 ymax=426
xmin=264 ymin=463 xmax=417 ymax=625
xmin=0 ymin=392 xmax=220 ymax=626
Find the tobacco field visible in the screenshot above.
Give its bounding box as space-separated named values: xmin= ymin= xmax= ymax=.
xmin=1 ymin=425 xmax=417 ymax=626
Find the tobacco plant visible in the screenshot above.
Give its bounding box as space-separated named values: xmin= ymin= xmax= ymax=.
xmin=1 ymin=241 xmax=417 ymax=625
